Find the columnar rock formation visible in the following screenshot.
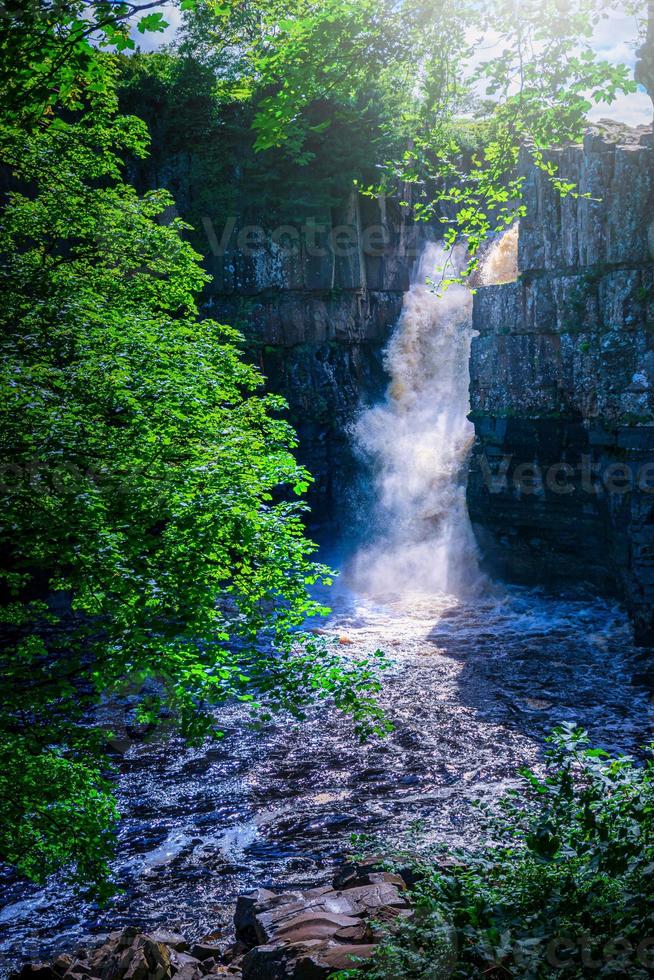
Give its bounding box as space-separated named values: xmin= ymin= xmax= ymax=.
xmin=468 ymin=122 xmax=654 ymax=644
xmin=201 ymin=192 xmax=428 ymax=524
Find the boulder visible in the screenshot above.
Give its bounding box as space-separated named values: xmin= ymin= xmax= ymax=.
xmin=15 ymin=965 xmax=61 ymax=980
xmin=189 ymin=946 xmax=222 ymax=964
xmin=235 ymin=873 xmax=411 ymax=979
xmin=240 ymin=946 xmax=287 ymax=980
xmin=13 ymin=929 xmax=190 ymax=980
xmin=294 ymin=943 xmax=375 ymax=978
xmin=150 ymin=934 xmax=189 ymax=954
xmin=234 ymin=890 xmax=276 ymax=947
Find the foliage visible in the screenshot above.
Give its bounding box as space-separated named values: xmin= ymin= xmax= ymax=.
xmin=0 ymin=1 xmax=173 ymax=128
xmin=113 ymin=1 xmax=643 ymax=282
xmin=115 ymin=36 xmax=403 ymax=226
xmin=0 ymin=0 xmax=648 ymax=903
xmin=179 ymin=0 xmax=640 ymax=281
xmin=402 ymin=0 xmax=639 ymax=281
xmin=338 ymin=725 xmax=654 ymax=979
xmin=0 ymin=0 xmax=388 ymax=896
xmin=0 ymin=736 xmax=120 ymax=902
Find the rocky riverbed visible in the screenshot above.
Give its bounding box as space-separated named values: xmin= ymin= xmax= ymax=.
xmin=2 ymin=584 xmax=652 ymax=977
xmin=13 ymin=861 xmax=419 ymax=980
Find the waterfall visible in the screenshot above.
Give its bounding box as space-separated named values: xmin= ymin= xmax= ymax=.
xmin=349 ymin=240 xmax=500 ymax=600
xmin=477 ymin=222 xmax=519 ymax=285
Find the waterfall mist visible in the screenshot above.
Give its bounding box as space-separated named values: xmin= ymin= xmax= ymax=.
xmin=348 ymin=241 xmax=484 ymax=599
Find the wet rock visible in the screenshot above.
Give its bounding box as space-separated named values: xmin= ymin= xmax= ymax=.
xmin=170 ymin=952 xmax=203 ymax=973
xmin=235 ymin=890 xmax=277 ymax=946
xmin=15 ymin=964 xmax=61 ymax=980
xmin=189 ymin=945 xmax=222 ymax=964
xmin=268 ymin=911 xmax=362 ymax=944
xmin=234 ymin=874 xmax=410 ymax=980
xmin=14 ymin=929 xmax=186 ymax=980
xmin=92 ymin=929 xmax=172 ymax=980
xmin=469 ymin=122 xmax=654 ymax=646
xmin=240 ymin=945 xmax=286 ymax=980
xmin=151 ymin=934 xmax=189 ymax=954
xmin=333 ymin=856 xmax=415 ymax=892
xmin=170 ymin=964 xmax=204 ymax=980
xmin=222 ymin=943 xmax=248 ymax=966
xmin=294 ymin=943 xmax=375 ymax=977
xmin=14 ymin=869 xmax=411 ymax=980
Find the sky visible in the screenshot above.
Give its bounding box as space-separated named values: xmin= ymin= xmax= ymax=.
xmin=129 ymin=1 xmax=652 ymax=127
xmin=586 ymin=6 xmax=652 ymax=125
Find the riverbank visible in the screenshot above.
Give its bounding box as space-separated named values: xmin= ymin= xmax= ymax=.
xmin=2 ymin=585 xmax=651 ymax=976
xmin=11 ymin=858 xmax=421 ymax=980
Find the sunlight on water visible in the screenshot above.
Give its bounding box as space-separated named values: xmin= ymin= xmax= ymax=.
xmin=477 ymin=222 xmax=519 ymax=286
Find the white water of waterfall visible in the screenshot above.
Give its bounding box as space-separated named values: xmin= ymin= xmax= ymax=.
xmin=348 ymin=238 xmax=507 ymax=600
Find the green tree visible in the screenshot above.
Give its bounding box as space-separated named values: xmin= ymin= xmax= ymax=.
xmin=186 ymin=0 xmax=639 ymax=277
xmin=0 ymin=1 xmax=386 ymax=896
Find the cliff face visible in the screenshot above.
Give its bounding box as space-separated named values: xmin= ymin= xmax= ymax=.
xmin=200 ymin=192 xmax=427 ymax=525
xmin=468 ymin=123 xmax=654 ymax=644
xmin=119 ymin=73 xmax=427 ymax=527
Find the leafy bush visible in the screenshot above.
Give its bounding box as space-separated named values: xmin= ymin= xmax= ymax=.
xmin=0 ymin=2 xmax=387 ymax=896
xmin=339 ymin=725 xmax=654 ymax=979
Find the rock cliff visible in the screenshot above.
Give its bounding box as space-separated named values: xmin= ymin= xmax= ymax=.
xmin=200 ymin=192 xmax=427 ymax=525
xmin=468 ymin=122 xmax=654 ymax=644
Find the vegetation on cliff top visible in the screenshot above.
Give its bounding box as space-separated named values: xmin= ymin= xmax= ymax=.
xmin=120 ymin=0 xmax=639 ymax=280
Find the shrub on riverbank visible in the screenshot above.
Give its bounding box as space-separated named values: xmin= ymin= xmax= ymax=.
xmin=338 ymin=724 xmax=654 ymax=979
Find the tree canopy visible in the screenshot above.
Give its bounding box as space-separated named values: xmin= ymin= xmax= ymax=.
xmin=0 ymin=0 xmax=387 ymax=897
xmin=172 ymin=0 xmax=641 ymax=276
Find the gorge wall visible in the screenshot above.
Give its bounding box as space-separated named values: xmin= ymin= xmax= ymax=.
xmin=118 ymin=70 xmax=428 ymax=528
xmin=199 ymin=193 xmax=428 ymax=526
xmin=468 ymin=122 xmax=654 ymax=644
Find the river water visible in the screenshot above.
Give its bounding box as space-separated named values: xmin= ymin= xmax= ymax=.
xmin=1 ymin=237 xmax=652 ymax=972
xmin=1 ymin=584 xmax=651 ymax=973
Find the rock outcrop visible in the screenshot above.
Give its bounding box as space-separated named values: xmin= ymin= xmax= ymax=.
xmin=201 ymin=192 xmax=427 ymax=524
xmin=13 ymin=867 xmax=412 ymax=980
xmin=12 ymin=927 xmax=232 ymax=980
xmin=235 ymin=873 xmax=408 ymax=979
xmin=468 ymin=122 xmax=654 ymax=644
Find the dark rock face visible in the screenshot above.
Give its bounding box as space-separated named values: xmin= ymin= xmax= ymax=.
xmin=468 ymin=123 xmax=654 ymax=644
xmin=200 ymin=191 xmax=428 ymax=525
